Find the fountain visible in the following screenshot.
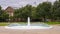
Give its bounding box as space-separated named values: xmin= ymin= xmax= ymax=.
xmin=27 ymin=17 xmax=30 ymax=26
xmin=5 ymin=17 xmax=53 ymax=29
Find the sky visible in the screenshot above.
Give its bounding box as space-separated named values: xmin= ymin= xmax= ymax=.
xmin=0 ymin=0 xmax=56 ymax=9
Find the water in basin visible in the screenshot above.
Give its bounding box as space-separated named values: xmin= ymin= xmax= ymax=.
xmin=5 ymin=17 xmax=52 ymax=29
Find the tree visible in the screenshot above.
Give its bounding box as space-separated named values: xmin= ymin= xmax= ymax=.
xmin=53 ymin=1 xmax=60 ymax=20
xmin=0 ymin=6 xmax=9 ymax=22
xmin=31 ymin=7 xmax=36 ymax=19
xmin=14 ymin=5 xmax=32 ymax=21
xmin=0 ymin=6 xmax=1 ymax=10
xmin=2 ymin=11 xmax=9 ymax=21
xmin=23 ymin=5 xmax=32 ymax=18
xmin=36 ymin=2 xmax=52 ymax=22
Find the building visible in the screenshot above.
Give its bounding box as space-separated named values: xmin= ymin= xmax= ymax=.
xmin=5 ymin=6 xmax=14 ymax=22
xmin=5 ymin=6 xmax=14 ymax=17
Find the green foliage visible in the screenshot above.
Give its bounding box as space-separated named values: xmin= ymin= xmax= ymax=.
xmin=0 ymin=6 xmax=1 ymax=10
xmin=23 ymin=5 xmax=32 ymax=18
xmin=53 ymin=1 xmax=60 ymax=20
xmin=14 ymin=5 xmax=32 ymax=19
xmin=46 ymin=22 xmax=60 ymax=25
xmin=0 ymin=6 xmax=9 ymax=21
xmin=31 ymin=7 xmax=37 ymax=18
xmin=14 ymin=1 xmax=60 ymax=22
xmin=36 ymin=2 xmax=52 ymax=21
xmin=0 ymin=0 xmax=60 ymax=22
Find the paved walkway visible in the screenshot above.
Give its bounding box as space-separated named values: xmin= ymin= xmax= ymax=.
xmin=0 ymin=25 xmax=60 ymax=34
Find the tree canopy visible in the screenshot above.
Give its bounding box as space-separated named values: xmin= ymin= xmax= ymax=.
xmin=1 ymin=0 xmax=60 ymax=22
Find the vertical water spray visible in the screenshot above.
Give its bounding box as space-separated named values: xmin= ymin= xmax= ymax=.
xmin=27 ymin=17 xmax=30 ymax=26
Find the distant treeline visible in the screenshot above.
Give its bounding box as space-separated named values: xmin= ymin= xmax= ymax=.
xmin=0 ymin=0 xmax=60 ymax=22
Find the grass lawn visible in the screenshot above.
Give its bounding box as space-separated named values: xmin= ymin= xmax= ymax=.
xmin=45 ymin=22 xmax=60 ymax=25
xmin=0 ymin=22 xmax=27 ymax=26
xmin=0 ymin=22 xmax=60 ymax=26
xmin=0 ymin=23 xmax=9 ymax=26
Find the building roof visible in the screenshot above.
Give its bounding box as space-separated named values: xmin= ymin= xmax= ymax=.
xmin=5 ymin=6 xmax=14 ymax=13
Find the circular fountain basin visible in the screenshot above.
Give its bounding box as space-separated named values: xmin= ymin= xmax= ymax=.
xmin=5 ymin=23 xmax=52 ymax=29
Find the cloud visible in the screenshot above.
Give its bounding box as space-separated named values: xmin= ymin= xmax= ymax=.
xmin=0 ymin=0 xmax=56 ymax=9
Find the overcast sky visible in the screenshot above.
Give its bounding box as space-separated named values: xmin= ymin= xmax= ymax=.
xmin=0 ymin=0 xmax=56 ymax=9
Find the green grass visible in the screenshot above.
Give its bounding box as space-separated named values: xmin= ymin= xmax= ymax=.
xmin=0 ymin=23 xmax=9 ymax=26
xmin=45 ymin=22 xmax=60 ymax=25
xmin=0 ymin=22 xmax=27 ymax=26
xmin=0 ymin=22 xmax=60 ymax=26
